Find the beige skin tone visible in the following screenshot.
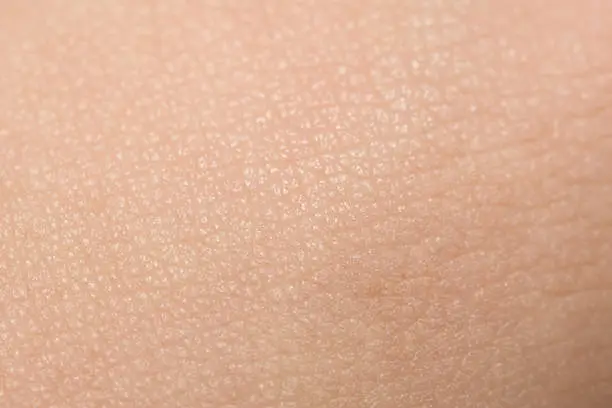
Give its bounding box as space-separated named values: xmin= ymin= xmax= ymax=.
xmin=1 ymin=1 xmax=612 ymax=407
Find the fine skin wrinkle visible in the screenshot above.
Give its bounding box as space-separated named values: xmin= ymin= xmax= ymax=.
xmin=1 ymin=1 xmax=612 ymax=407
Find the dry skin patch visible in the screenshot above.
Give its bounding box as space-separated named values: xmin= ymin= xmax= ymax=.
xmin=1 ymin=1 xmax=612 ymax=407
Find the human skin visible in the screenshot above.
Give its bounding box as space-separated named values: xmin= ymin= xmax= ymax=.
xmin=1 ymin=1 xmax=612 ymax=407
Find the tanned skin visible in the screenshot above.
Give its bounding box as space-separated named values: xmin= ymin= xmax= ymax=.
xmin=1 ymin=1 xmax=611 ymax=407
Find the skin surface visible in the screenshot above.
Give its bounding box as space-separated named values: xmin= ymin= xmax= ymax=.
xmin=1 ymin=1 xmax=612 ymax=407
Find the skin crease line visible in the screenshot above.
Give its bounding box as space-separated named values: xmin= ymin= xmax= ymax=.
xmin=0 ymin=1 xmax=612 ymax=408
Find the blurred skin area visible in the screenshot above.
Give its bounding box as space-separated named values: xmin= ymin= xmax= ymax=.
xmin=1 ymin=1 xmax=612 ymax=407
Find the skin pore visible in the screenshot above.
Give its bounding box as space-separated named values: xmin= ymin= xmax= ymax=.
xmin=1 ymin=1 xmax=612 ymax=407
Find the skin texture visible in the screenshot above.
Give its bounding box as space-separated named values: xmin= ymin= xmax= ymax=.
xmin=1 ymin=1 xmax=612 ymax=407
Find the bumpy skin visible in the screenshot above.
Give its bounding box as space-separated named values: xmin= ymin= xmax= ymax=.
xmin=1 ymin=1 xmax=612 ymax=407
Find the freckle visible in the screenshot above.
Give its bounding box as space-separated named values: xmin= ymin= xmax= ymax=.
xmin=364 ymin=282 xmax=384 ymax=298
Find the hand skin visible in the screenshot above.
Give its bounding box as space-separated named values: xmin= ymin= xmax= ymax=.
xmin=1 ymin=1 xmax=612 ymax=407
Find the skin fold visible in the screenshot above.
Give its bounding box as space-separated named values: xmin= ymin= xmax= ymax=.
xmin=1 ymin=1 xmax=611 ymax=407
